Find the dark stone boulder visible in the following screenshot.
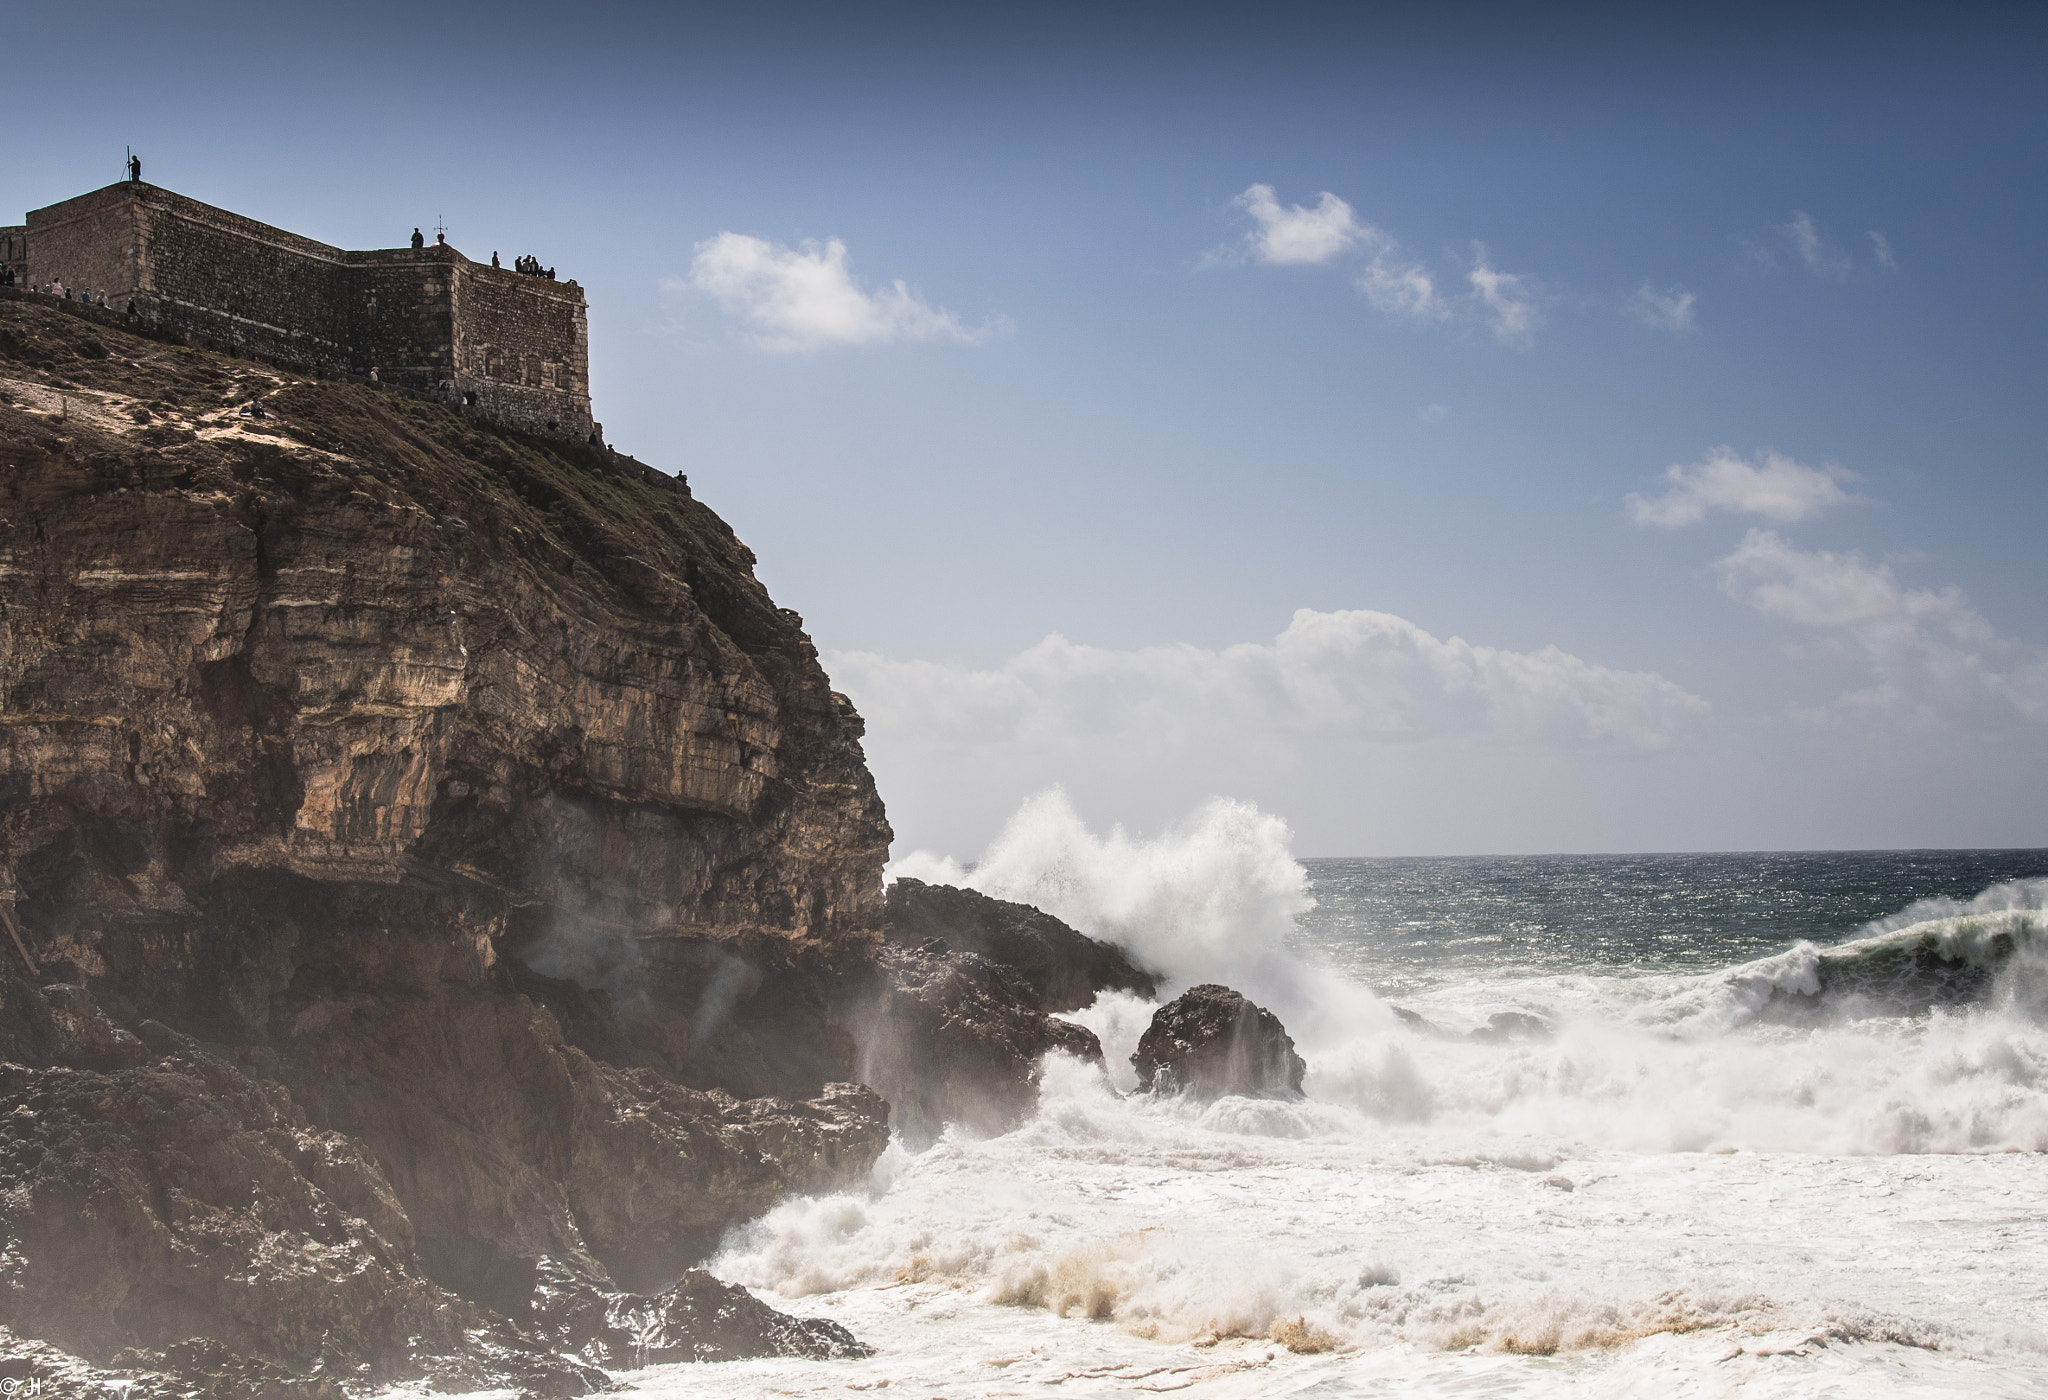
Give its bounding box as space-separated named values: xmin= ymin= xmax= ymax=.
xmin=884 ymin=878 xmax=1157 ymax=1012
xmin=844 ymin=944 xmax=1105 ymax=1148
xmin=1131 ymin=984 xmax=1306 ymax=1098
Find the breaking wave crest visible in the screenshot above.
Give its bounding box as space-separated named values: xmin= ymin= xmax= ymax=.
xmin=1669 ymin=881 xmax=2048 ymax=1031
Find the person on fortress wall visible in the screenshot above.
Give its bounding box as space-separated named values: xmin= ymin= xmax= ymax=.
xmin=128 ymin=154 xmax=141 ymax=182
xmin=412 ymin=227 xmax=424 ymax=250
xmin=491 ymin=252 xmax=500 ymax=268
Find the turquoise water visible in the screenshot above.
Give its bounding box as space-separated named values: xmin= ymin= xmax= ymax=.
xmin=1293 ymin=849 xmax=2048 ymax=996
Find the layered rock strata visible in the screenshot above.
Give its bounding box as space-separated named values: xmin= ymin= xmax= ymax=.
xmin=0 ymin=300 xmax=892 ymax=1387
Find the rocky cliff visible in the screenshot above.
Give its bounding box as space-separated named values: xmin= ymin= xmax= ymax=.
xmin=0 ymin=294 xmax=1153 ymax=1396
xmin=0 ymin=295 xmax=916 ymax=1388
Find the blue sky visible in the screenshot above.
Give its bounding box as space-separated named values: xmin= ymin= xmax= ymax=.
xmin=12 ymin=2 xmax=2046 ymax=856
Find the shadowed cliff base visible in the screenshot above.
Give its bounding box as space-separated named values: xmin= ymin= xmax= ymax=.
xmin=0 ymin=298 xmax=1153 ymax=1392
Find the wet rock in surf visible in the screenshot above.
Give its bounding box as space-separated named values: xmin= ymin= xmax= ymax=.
xmin=1132 ymin=984 xmax=1306 ymax=1098
xmin=884 ymin=878 xmax=1158 ymax=1012
xmin=608 ymin=1270 xmax=871 ymax=1363
xmin=513 ymin=1259 xmax=870 ymax=1368
xmin=849 ymin=943 xmax=1106 ymax=1148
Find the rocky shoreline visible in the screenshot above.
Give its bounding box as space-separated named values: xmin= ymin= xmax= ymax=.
xmin=0 ymin=300 xmax=1190 ymax=1397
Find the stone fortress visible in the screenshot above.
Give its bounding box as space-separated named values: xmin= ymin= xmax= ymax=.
xmin=1 ymin=171 xmax=596 ymax=440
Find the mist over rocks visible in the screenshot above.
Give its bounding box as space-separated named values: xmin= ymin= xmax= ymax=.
xmin=847 ymin=878 xmax=1166 ymax=1147
xmin=844 ymin=941 xmax=1106 ymax=1149
xmin=1132 ymin=984 xmax=1308 ymax=1098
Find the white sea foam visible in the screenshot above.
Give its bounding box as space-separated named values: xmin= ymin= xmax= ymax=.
xmin=888 ymin=787 xmax=1397 ymax=1048
xmin=655 ymin=802 xmax=2048 ymax=1397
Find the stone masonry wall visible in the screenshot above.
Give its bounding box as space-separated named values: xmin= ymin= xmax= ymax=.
xmin=350 ymin=248 xmax=460 ymax=383
xmin=453 ymin=261 xmax=592 ymax=434
xmin=0 ymin=226 xmax=25 ymax=282
xmin=19 ymin=186 xmax=150 ymax=301
xmin=19 ymin=182 xmax=591 ymax=436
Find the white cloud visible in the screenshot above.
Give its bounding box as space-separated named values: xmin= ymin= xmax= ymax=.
xmin=830 ymin=608 xmax=1708 ymax=762
xmin=1628 ymin=282 xmax=1697 ymax=333
xmin=681 ymin=232 xmax=988 ymax=350
xmin=1467 ymin=246 xmax=1541 ymax=346
xmin=1233 ymin=183 xmax=1367 ymax=265
xmin=1357 ymin=252 xmax=1446 ymax=319
xmin=1781 ymin=210 xmax=1853 ymax=278
xmin=1715 ymin=529 xmax=2048 ymax=725
xmin=1222 ymin=184 xmax=1454 ymax=325
xmin=1627 ymin=448 xmax=1859 ymax=528
xmin=1869 ymin=231 xmax=1899 ymax=271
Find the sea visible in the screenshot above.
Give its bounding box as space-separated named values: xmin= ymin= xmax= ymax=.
xmin=622 ymin=797 xmax=2048 ymax=1398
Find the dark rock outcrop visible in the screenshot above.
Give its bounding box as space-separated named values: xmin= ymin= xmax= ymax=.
xmin=1132 ymin=984 xmax=1307 ymax=1098
xmin=846 ymin=943 xmax=1106 ymax=1148
xmin=499 ymin=1258 xmax=867 ymax=1372
xmin=0 ymin=299 xmax=903 ymax=1389
xmin=883 ymin=877 xmax=1157 ymax=1012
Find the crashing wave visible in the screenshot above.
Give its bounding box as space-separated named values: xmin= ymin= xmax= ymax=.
xmin=1659 ymin=879 xmax=2048 ymax=1034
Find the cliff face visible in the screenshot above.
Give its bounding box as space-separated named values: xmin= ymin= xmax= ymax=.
xmin=0 ymin=295 xmax=896 ymax=1378
xmin=0 ymin=296 xmax=888 ymax=972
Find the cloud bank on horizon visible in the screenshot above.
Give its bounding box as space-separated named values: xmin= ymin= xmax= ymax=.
xmin=831 ymin=434 xmax=2044 ymax=858
xmin=831 ymin=604 xmax=1707 ymax=757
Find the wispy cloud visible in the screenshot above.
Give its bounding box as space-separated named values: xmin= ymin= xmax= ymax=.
xmin=1467 ymin=245 xmax=1542 ymax=347
xmin=1357 ymin=251 xmax=1447 ymax=319
xmin=1749 ymin=211 xmax=1897 ymax=279
xmin=1234 ymin=183 xmax=1367 ymax=265
xmin=678 ymin=232 xmax=993 ymax=350
xmin=830 ymin=607 xmax=1708 ymax=761
xmin=1716 ymin=530 xmax=2048 ymax=726
xmin=1223 ymin=185 xmax=1545 ymax=338
xmin=1781 ymin=210 xmax=1853 ymax=278
xmin=1628 ymin=448 xmax=1859 ymax=528
xmin=1627 ymin=283 xmax=1697 ymax=333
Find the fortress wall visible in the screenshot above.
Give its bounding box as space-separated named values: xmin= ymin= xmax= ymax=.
xmin=0 ymin=227 xmax=25 ymax=281
xmin=452 ymin=263 xmax=591 ymax=433
xmin=349 ymin=249 xmax=461 ymax=383
xmin=28 ymin=184 xmax=360 ymax=368
xmin=127 ymin=188 xmax=358 ymax=368
xmin=22 ymin=186 xmax=146 ymax=298
xmin=16 ymin=181 xmax=597 ymax=439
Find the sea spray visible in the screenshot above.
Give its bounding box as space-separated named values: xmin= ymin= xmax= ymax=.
xmin=681 ymin=818 xmax=2048 ymax=1398
xmin=888 ymin=788 xmax=1397 ymax=1050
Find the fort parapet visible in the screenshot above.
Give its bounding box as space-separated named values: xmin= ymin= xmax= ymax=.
xmin=10 ymin=181 xmax=595 ymax=440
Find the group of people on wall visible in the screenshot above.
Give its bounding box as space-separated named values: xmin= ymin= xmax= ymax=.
xmin=499 ymin=251 xmax=556 ymax=280
xmin=10 ymin=273 xmax=121 ymax=309
xmin=403 ymin=227 xmax=558 ymax=281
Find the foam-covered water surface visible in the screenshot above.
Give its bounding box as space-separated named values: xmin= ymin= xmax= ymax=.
xmin=632 ymin=808 xmax=2048 ymax=1397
